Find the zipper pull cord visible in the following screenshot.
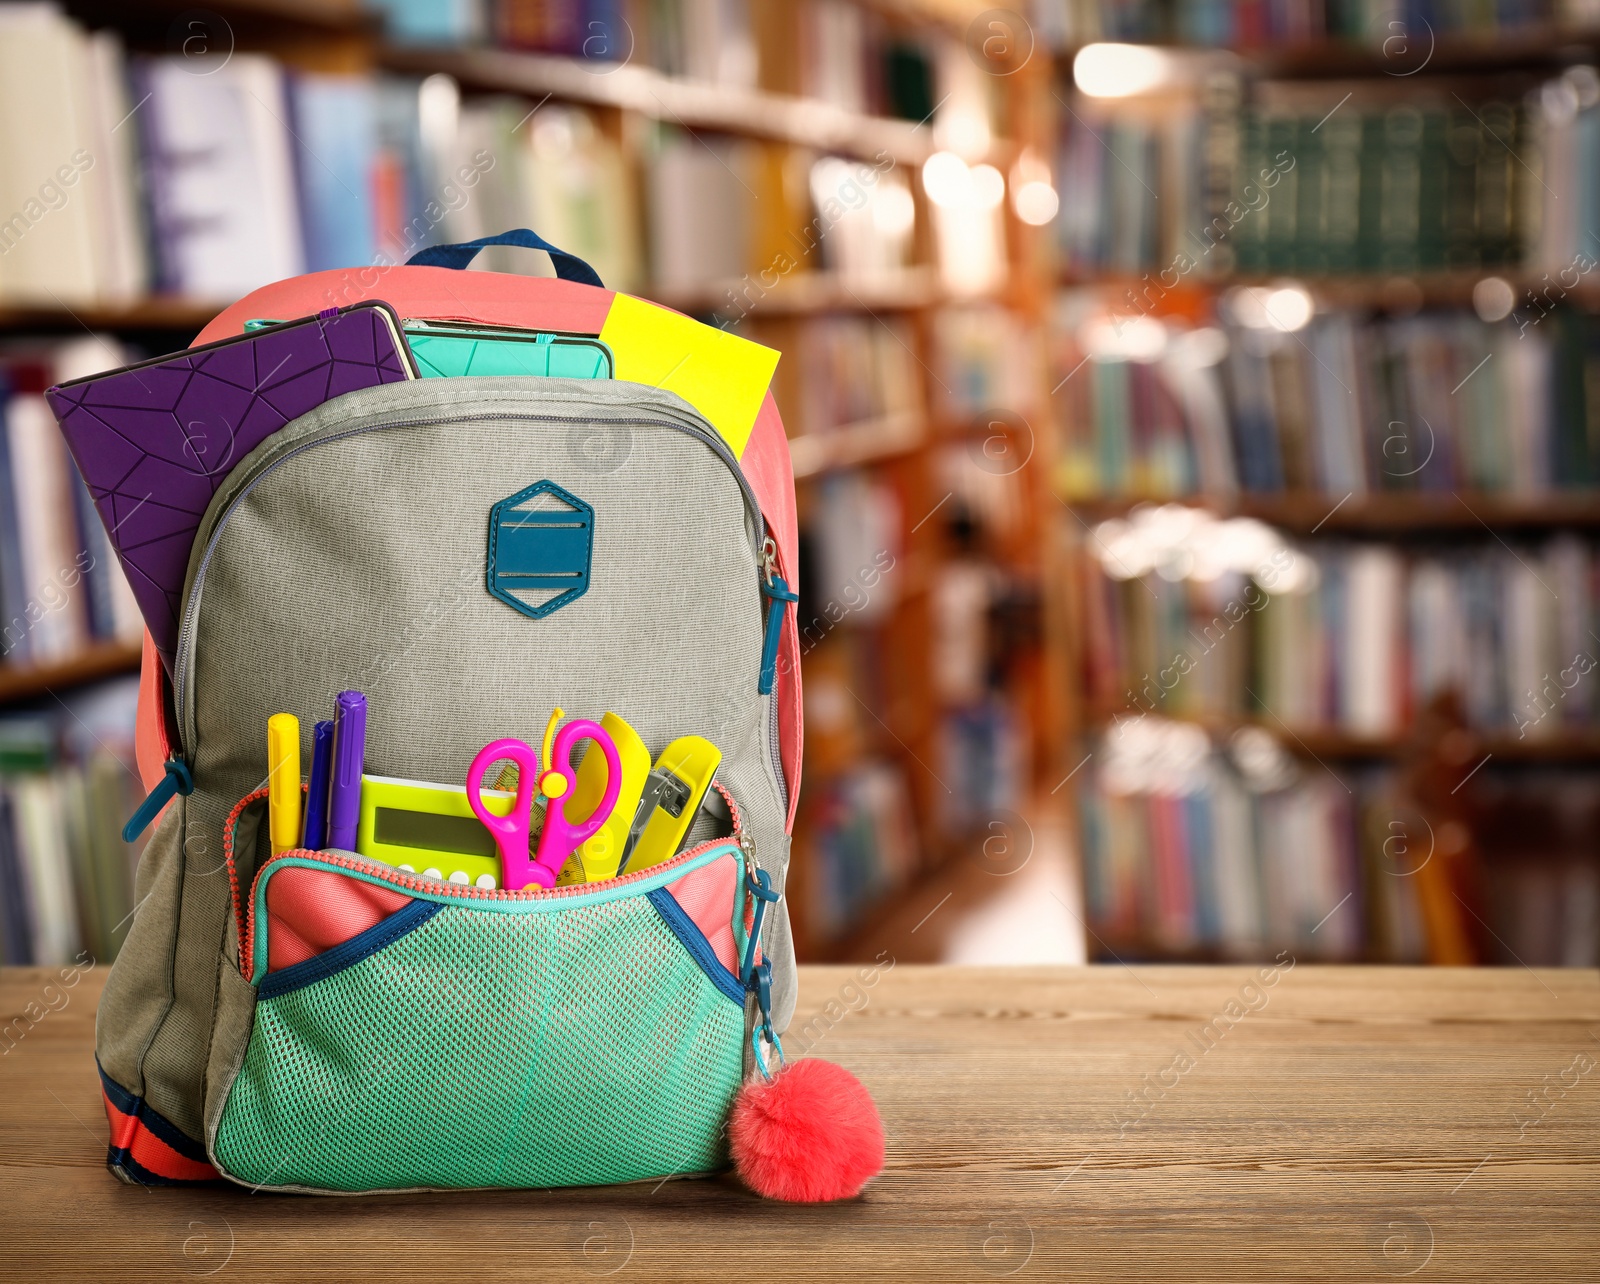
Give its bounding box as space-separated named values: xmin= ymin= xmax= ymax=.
xmin=123 ymin=758 xmax=194 ymax=843
xmin=741 ymin=865 xmax=786 ymax=1077
xmin=740 ymin=864 xmax=780 ymax=987
xmin=757 ymin=537 xmax=797 ymax=696
xmin=748 ymin=955 xmax=784 ymax=1082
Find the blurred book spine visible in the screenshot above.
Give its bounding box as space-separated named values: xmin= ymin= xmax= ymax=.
xmin=803 ymin=758 xmax=919 ymax=942
xmin=1082 ymin=511 xmax=1600 ymax=739
xmin=1051 ymin=302 xmax=1600 ymax=498
xmin=1030 ymin=0 xmax=1588 ymax=47
xmin=1053 ymin=71 xmax=1600 ymax=279
xmin=1078 ymin=717 xmax=1600 ymax=967
xmin=0 ymin=341 xmax=144 ymax=669
xmin=1077 ymin=718 xmax=1423 ymax=960
xmin=0 ymin=4 xmax=999 ymax=309
xmin=0 ymin=678 xmax=145 ymax=967
xmin=0 ymin=7 xmax=650 ymax=303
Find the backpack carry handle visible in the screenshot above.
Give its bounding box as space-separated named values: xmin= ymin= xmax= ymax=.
xmin=405 ymin=229 xmax=604 ymax=287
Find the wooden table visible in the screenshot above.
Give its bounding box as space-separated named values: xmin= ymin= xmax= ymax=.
xmin=2 ymin=963 xmax=1596 ymax=1282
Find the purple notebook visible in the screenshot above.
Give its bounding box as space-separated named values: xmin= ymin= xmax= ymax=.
xmin=45 ymin=302 xmax=416 ymax=672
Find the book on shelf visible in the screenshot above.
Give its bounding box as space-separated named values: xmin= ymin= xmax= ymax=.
xmin=792 ymin=314 xmax=922 ymax=440
xmin=0 ymin=338 xmax=143 ymax=668
xmin=1053 ymin=70 xmax=1600 ymax=282
xmin=1478 ymin=766 xmax=1600 ymax=967
xmin=649 ymin=137 xmax=919 ymax=302
xmin=937 ymin=695 xmax=1024 ymax=833
xmin=1051 ymin=294 xmax=1600 ymax=499
xmin=0 ymin=676 xmax=146 ymax=968
xmin=0 ymin=6 xmax=1008 ymax=313
xmin=136 ymin=54 xmax=307 ymax=299
xmin=932 ymin=305 xmax=1042 ymax=422
xmin=0 ymin=8 xmax=143 ymax=306
xmin=1080 ymin=715 xmax=1600 ymax=967
xmin=1077 ymin=716 xmax=1457 ymax=962
xmin=377 ymin=0 xmax=946 ymax=121
xmin=807 ymin=471 xmax=902 ymax=627
xmin=1080 ymin=503 xmax=1600 ymax=740
xmin=799 ymin=756 xmax=919 ymax=942
xmin=1031 ymin=0 xmax=1600 ymax=49
xmin=368 ymin=0 xmax=489 ymax=45
xmin=0 ymin=9 xmax=656 ymax=306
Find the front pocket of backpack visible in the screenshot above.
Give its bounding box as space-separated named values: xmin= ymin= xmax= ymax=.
xmin=211 ymin=844 xmax=749 ymax=1193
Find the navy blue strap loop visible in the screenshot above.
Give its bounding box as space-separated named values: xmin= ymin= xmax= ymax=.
xmin=122 ymin=759 xmax=193 ymax=843
xmin=405 ymin=229 xmax=604 ymax=287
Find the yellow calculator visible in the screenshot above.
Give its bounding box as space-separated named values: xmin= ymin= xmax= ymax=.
xmin=355 ymin=774 xmax=516 ymax=888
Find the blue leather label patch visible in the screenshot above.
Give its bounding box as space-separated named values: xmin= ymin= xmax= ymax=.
xmin=486 ymin=480 xmax=593 ymax=619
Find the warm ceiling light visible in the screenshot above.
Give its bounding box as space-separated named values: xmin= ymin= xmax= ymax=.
xmin=1072 ymin=43 xmax=1174 ymax=98
xmin=1473 ymin=276 xmax=1515 ymax=323
xmin=1013 ymin=180 xmax=1059 ymax=225
xmin=969 ymin=163 xmax=1005 ymax=211
xmin=922 ymin=151 xmax=971 ymax=208
xmin=872 ymin=180 xmax=916 ymax=237
xmin=1231 ymin=284 xmax=1314 ymax=333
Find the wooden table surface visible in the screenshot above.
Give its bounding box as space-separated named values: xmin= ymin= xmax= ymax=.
xmin=2 ymin=962 xmax=1596 ymax=1282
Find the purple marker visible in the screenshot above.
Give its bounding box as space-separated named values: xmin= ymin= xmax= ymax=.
xmin=327 ymin=691 xmax=367 ymax=851
xmin=301 ymin=720 xmax=335 ymax=850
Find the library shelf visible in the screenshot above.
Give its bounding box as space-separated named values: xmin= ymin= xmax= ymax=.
xmin=1059 ymin=268 xmax=1600 ymax=314
xmin=1083 ymin=932 xmax=1235 ymax=964
xmin=802 ymin=832 xmax=968 ymax=964
xmin=1063 ymin=492 xmax=1600 ymax=534
xmin=1080 ymin=711 xmax=1600 ymax=763
xmin=0 ymin=642 xmax=142 ymax=705
xmin=652 ymin=268 xmax=950 ymax=319
xmin=63 ymin=0 xmax=372 ymax=32
xmin=1050 ymin=26 xmax=1600 ymax=79
xmin=378 ymin=45 xmax=961 ymax=166
xmin=0 ymin=299 xmax=224 ymax=334
xmin=855 ymin=0 xmax=993 ymax=29
xmin=789 ymin=412 xmax=925 ymax=479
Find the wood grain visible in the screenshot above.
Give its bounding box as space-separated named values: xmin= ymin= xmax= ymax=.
xmin=1 ymin=964 xmax=1595 ymax=1282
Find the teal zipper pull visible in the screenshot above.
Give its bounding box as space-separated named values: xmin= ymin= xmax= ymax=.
xmin=757 ymin=537 xmax=796 ymax=696
xmin=122 ymin=759 xmax=194 ymax=843
xmin=740 ymin=864 xmax=779 ymax=986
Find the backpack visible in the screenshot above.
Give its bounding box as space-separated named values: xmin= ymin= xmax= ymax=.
xmin=80 ymin=231 xmax=840 ymax=1195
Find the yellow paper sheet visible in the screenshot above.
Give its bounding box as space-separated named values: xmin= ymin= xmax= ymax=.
xmin=598 ymin=294 xmax=780 ymax=458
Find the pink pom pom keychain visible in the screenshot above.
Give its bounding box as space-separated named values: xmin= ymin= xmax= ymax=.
xmin=730 ymin=1047 xmax=885 ymax=1202
xmin=729 ymin=865 xmax=884 ymax=1202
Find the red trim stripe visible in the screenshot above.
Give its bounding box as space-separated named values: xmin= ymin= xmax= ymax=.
xmin=100 ymin=1085 xmax=218 ymax=1185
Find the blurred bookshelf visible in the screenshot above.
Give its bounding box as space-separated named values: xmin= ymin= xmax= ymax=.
xmin=1067 ymin=493 xmax=1600 ymax=532
xmin=22 ymin=0 xmax=1599 ymax=975
xmin=1040 ymin=1 xmax=1600 ymax=970
xmin=0 ymin=642 xmax=142 ymax=704
xmin=0 ymin=0 xmax=1058 ymax=966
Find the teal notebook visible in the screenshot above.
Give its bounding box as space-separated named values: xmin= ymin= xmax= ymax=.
xmin=244 ymin=318 xmax=613 ymax=380
xmin=403 ymin=323 xmax=612 ymax=379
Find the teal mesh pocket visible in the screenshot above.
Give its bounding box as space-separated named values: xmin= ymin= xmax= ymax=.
xmin=213 ymin=856 xmax=746 ymax=1193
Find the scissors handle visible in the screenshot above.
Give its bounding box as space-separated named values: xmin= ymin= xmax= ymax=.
xmin=532 ymin=719 xmax=622 ymax=886
xmin=466 ymin=737 xmax=540 ymax=890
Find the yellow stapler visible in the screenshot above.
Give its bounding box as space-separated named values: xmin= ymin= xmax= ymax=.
xmin=617 ymin=735 xmax=722 ymax=875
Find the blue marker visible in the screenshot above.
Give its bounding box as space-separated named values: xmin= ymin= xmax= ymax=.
xmin=327 ymin=691 xmax=367 ymax=851
xmin=301 ymin=720 xmax=335 ymax=849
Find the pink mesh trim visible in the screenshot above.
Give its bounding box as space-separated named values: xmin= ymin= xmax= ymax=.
xmin=662 ymin=855 xmax=739 ymax=975
xmin=266 ymin=865 xmax=415 ymax=972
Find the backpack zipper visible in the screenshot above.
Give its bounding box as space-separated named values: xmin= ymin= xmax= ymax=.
xmin=245 ymin=836 xmax=741 ymax=982
xmin=757 ymin=534 xmax=795 ymax=810
xmin=170 ymin=404 xmax=764 ymax=760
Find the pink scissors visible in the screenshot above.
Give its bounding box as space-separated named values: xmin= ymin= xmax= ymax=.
xmin=467 ymin=708 xmax=622 ymax=890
